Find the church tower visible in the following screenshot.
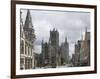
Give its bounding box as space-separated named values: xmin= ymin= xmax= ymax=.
xmin=80 ymin=27 xmax=90 ymax=66
xmin=60 ymin=37 xmax=69 ymax=65
xmin=24 ymin=9 xmax=35 ymax=43
xmin=49 ymin=28 xmax=59 ymax=67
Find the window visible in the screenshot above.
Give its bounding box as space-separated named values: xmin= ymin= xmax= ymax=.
xmin=20 ymin=40 xmax=24 ymax=54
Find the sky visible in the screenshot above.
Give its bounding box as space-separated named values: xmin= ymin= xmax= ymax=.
xmin=21 ymin=9 xmax=90 ymax=57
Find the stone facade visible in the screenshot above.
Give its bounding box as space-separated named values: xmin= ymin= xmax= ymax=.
xmin=72 ymin=28 xmax=90 ymax=67
xmin=20 ymin=10 xmax=36 ymax=69
xmin=39 ymin=28 xmax=69 ymax=68
xmin=80 ymin=31 xmax=90 ymax=66
xmin=49 ymin=29 xmax=60 ymax=67
xmin=72 ymin=40 xmax=82 ymax=66
xmin=60 ymin=38 xmax=69 ymax=65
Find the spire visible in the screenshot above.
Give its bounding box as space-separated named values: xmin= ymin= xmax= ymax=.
xmin=48 ymin=37 xmax=51 ymax=44
xmin=20 ymin=11 xmax=23 ymax=27
xmin=24 ymin=9 xmax=33 ymax=29
xmin=84 ymin=26 xmax=89 ymax=40
xmin=20 ymin=10 xmax=24 ymax=34
xmin=53 ymin=28 xmax=55 ymax=31
xmin=41 ymin=40 xmax=44 ymax=44
xmin=65 ymin=37 xmax=67 ymax=43
xmin=85 ymin=26 xmax=87 ymax=33
xmin=20 ymin=11 xmax=22 ymax=23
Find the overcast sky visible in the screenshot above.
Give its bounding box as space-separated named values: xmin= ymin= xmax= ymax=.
xmin=21 ymin=9 xmax=90 ymax=57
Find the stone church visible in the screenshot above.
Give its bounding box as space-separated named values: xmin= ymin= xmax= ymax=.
xmin=40 ymin=28 xmax=69 ymax=68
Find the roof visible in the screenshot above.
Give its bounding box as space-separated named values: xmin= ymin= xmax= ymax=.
xmin=24 ymin=9 xmax=33 ymax=29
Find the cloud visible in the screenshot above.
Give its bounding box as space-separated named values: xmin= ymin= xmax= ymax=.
xmin=21 ymin=9 xmax=90 ymax=57
xmin=33 ymin=20 xmax=53 ymax=42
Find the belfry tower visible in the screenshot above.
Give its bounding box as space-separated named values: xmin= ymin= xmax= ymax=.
xmin=49 ymin=28 xmax=59 ymax=67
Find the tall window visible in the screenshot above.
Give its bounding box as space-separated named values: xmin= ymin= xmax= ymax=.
xmin=20 ymin=40 xmax=24 ymax=54
xmin=28 ymin=46 xmax=30 ymax=56
xmin=31 ymin=48 xmax=33 ymax=56
xmin=20 ymin=58 xmax=24 ymax=69
xmin=25 ymin=43 xmax=27 ymax=55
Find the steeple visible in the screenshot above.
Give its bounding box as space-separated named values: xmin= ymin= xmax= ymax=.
xmin=23 ymin=9 xmax=36 ymax=43
xmin=65 ymin=37 xmax=67 ymax=43
xmin=24 ymin=9 xmax=33 ymax=29
xmin=41 ymin=40 xmax=44 ymax=45
xmin=20 ymin=10 xmax=24 ymax=37
xmin=85 ymin=26 xmax=87 ymax=33
xmin=20 ymin=11 xmax=23 ymax=27
xmin=53 ymin=28 xmax=55 ymax=31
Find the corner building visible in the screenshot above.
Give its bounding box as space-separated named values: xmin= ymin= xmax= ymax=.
xmin=20 ymin=10 xmax=36 ymax=69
